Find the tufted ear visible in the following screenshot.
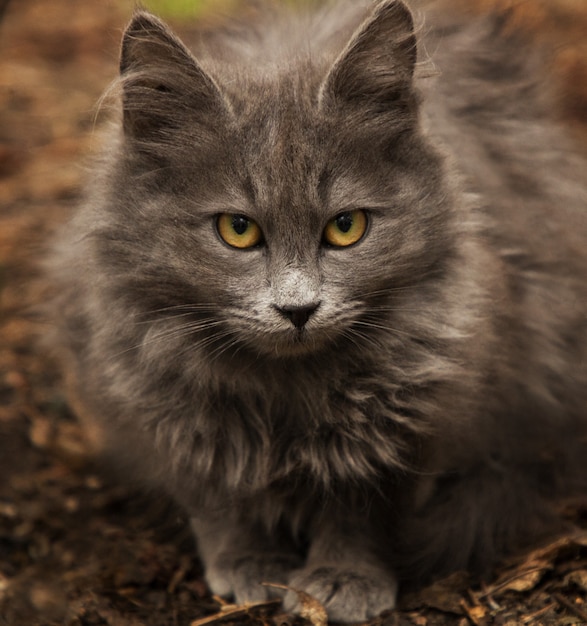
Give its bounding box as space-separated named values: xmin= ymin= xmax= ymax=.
xmin=320 ymin=0 xmax=417 ymax=116
xmin=120 ymin=11 xmax=227 ymax=141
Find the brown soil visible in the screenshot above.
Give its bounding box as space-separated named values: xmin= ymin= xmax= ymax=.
xmin=1 ymin=1 xmax=587 ymax=625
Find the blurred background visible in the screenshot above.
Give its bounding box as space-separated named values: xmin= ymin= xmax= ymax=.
xmin=0 ymin=1 xmax=586 ymax=625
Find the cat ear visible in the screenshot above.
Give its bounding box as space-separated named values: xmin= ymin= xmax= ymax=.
xmin=120 ymin=11 xmax=227 ymax=140
xmin=320 ymin=0 xmax=417 ymax=117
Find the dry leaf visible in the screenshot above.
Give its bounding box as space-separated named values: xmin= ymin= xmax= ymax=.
xmin=28 ymin=415 xmax=53 ymax=449
xmin=565 ymin=570 xmax=587 ymax=593
xmin=292 ymin=589 xmax=328 ymax=626
xmin=482 ymin=530 xmax=587 ymax=599
xmin=402 ymin=572 xmax=470 ymax=614
xmin=504 ymin=531 xmax=587 ymax=568
xmin=459 ymin=600 xmax=487 ymax=626
xmin=495 ymin=566 xmax=547 ymax=593
xmin=0 ymin=574 xmax=10 ymax=601
xmin=263 ymin=582 xmax=328 ymax=626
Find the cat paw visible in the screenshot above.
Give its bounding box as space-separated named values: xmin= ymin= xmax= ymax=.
xmin=207 ymin=552 xmax=303 ymax=603
xmin=284 ymin=565 xmax=398 ymax=624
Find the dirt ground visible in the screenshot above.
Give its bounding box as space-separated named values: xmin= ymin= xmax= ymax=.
xmin=1 ymin=1 xmax=587 ymax=625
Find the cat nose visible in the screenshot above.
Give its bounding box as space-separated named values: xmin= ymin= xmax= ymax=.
xmin=275 ymin=303 xmax=320 ymax=329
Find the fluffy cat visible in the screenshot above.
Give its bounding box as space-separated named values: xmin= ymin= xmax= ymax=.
xmin=48 ymin=0 xmax=587 ymax=621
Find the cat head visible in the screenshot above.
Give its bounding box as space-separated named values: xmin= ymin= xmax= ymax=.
xmin=100 ymin=0 xmax=456 ymax=360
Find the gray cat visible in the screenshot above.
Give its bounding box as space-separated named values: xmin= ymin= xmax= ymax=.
xmin=48 ymin=0 xmax=587 ymax=622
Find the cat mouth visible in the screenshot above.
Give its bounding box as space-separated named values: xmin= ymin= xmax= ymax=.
xmin=292 ymin=328 xmax=307 ymax=342
xmin=261 ymin=326 xmax=335 ymax=358
xmin=228 ymin=317 xmax=340 ymax=358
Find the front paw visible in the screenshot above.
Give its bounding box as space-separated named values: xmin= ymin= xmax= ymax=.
xmin=284 ymin=565 xmax=398 ymax=624
xmin=207 ymin=552 xmax=303 ymax=604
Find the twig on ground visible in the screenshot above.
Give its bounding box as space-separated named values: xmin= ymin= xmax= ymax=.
xmin=189 ymin=599 xmax=282 ymax=626
xmin=552 ymin=592 xmax=587 ymax=623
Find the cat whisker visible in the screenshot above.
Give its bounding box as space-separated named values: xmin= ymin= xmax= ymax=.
xmin=342 ymin=328 xmax=386 ymax=355
xmin=111 ymin=319 xmax=226 ymax=359
xmin=133 ymin=311 xmax=216 ymax=326
xmin=136 ymin=303 xmax=219 ymax=317
xmin=340 ymin=329 xmax=372 ymax=355
xmin=151 ymin=327 xmax=239 ymax=366
xmin=362 ymin=306 xmax=426 ymax=313
xmin=143 ymin=319 xmax=224 ymax=340
xmin=132 ymin=165 xmax=205 ymax=183
xmin=204 ymin=332 xmax=244 ymax=366
xmin=352 ymin=319 xmax=414 ymax=339
xmin=357 ymin=285 xmax=420 ymax=300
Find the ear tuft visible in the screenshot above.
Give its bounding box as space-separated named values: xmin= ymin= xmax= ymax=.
xmin=119 ymin=11 xmax=226 ymax=142
xmin=121 ymin=11 xmax=193 ymax=75
xmin=320 ymin=0 xmax=417 ymax=115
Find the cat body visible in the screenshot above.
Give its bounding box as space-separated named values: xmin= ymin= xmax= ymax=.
xmin=49 ymin=0 xmax=587 ymax=621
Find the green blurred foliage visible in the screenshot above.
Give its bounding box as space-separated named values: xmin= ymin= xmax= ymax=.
xmin=143 ymin=0 xmax=235 ymax=19
xmin=143 ymin=0 xmax=319 ymax=20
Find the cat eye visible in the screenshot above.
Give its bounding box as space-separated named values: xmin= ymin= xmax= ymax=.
xmin=216 ymin=214 xmax=263 ymax=249
xmin=323 ymin=210 xmax=368 ymax=247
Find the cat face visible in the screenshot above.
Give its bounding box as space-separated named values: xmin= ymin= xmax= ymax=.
xmin=171 ymin=112 xmax=431 ymax=358
xmin=104 ymin=4 xmax=455 ymax=359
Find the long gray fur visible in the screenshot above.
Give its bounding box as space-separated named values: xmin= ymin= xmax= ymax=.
xmin=47 ymin=0 xmax=587 ymax=621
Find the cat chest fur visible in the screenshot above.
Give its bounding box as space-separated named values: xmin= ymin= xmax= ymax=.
xmin=147 ymin=360 xmax=427 ymax=500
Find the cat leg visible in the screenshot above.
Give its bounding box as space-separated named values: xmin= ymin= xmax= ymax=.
xmin=284 ymin=515 xmax=397 ymax=623
xmin=191 ymin=513 xmax=303 ymax=603
xmin=396 ymin=460 xmax=567 ymax=582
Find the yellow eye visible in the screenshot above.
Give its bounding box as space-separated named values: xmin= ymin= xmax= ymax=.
xmin=323 ymin=210 xmax=368 ymax=247
xmin=217 ymin=214 xmax=263 ymax=249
